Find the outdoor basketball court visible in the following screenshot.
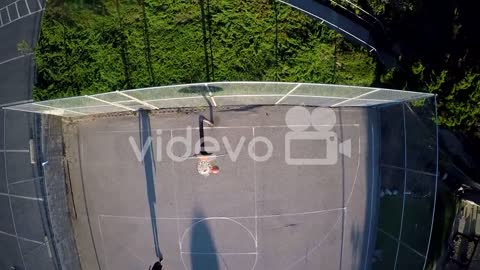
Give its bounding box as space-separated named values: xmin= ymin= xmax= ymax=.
xmin=63 ymin=105 xmax=376 ymax=270
xmin=5 ymin=82 xmax=438 ymax=270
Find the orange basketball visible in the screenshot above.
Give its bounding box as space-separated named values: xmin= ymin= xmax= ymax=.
xmin=211 ymin=165 xmax=220 ymax=174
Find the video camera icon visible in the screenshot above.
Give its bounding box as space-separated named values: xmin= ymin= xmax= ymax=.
xmin=284 ymin=106 xmax=351 ymax=165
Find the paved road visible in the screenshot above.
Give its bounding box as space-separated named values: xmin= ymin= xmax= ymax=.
xmin=0 ymin=0 xmax=58 ymax=269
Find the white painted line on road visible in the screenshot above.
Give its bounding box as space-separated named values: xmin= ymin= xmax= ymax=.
xmin=6 ymin=5 xmax=11 ymax=21
xmin=0 ymin=229 xmax=46 ymax=245
xmin=14 ymin=2 xmax=19 ymax=18
xmin=24 ymin=0 xmax=31 ymax=14
xmin=0 ymin=192 xmax=43 ymax=201
xmin=29 ymin=139 xmax=36 ymax=164
xmin=0 ymin=8 xmax=43 ymax=30
xmin=0 ymin=53 xmax=31 ymax=66
xmin=3 ymin=109 xmax=27 ymax=270
xmin=0 ymin=149 xmax=30 ymax=153
xmin=8 ymin=176 xmax=43 ymax=186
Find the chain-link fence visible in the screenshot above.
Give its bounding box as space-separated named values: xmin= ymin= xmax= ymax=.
xmin=374 ymin=97 xmax=438 ymax=270
xmin=4 ymin=82 xmax=433 ymax=117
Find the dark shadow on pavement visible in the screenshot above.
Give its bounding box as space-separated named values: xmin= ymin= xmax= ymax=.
xmin=138 ymin=109 xmax=163 ymax=262
xmin=190 ymin=207 xmax=219 ymax=270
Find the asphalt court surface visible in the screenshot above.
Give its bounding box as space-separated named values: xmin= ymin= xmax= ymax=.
xmin=66 ymin=105 xmax=377 ymax=270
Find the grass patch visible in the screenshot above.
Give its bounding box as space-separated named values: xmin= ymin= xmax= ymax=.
xmin=372 ymin=232 xmax=397 ymax=270
xmin=376 ymin=188 xmax=444 ymax=268
xmin=425 ymin=184 xmax=458 ymax=269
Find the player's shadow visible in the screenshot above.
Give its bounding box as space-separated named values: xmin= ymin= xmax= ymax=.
xmin=190 ymin=208 xmax=219 ymax=270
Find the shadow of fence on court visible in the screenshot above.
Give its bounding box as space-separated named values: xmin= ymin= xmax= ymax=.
xmin=138 ymin=109 xmax=163 ymax=262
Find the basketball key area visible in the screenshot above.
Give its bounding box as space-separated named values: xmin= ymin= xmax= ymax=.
xmin=64 ymin=105 xmax=377 ymax=270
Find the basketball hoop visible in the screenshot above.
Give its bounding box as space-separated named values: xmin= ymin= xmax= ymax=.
xmin=195 ymin=155 xmax=220 ymax=176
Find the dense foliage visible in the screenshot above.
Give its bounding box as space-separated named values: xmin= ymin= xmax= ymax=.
xmin=34 ymin=0 xmax=480 ymax=140
xmin=34 ymin=0 xmax=375 ymax=99
xmin=353 ymin=0 xmax=480 ymax=138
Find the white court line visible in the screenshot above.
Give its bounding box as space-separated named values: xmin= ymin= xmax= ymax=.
xmin=97 ymin=215 xmax=109 ymax=270
xmin=99 ymin=207 xmax=346 ymax=221
xmin=98 ymin=216 xmax=150 ymax=268
xmin=0 ymin=192 xmax=43 ymax=201
xmin=0 ymin=229 xmax=46 ymax=245
xmin=252 ymin=127 xmax=258 ymax=246
xmin=393 ymin=105 xmax=408 ymax=270
xmin=380 ymin=163 xmax=437 ymax=177
xmin=178 ymin=216 xmax=258 ymax=270
xmin=179 ymin=217 xmax=257 ymax=252
xmin=346 ymin=136 xmax=362 ymax=205
xmin=286 ymin=212 xmax=343 ymax=270
xmin=170 ymin=130 xmax=184 ymax=266
xmin=377 ymin=228 xmax=425 ymax=258
xmin=8 ymin=176 xmax=42 ymax=186
xmin=99 ymin=124 xmax=361 ymax=134
xmin=3 ymin=112 xmax=27 ymax=270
